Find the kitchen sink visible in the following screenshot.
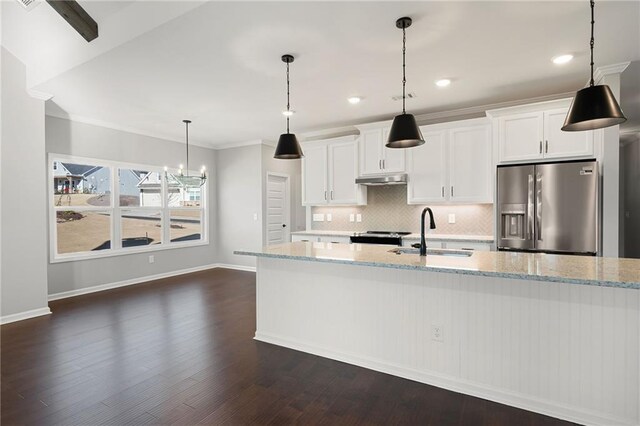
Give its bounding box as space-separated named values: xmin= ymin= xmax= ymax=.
xmin=389 ymin=247 xmax=473 ymax=257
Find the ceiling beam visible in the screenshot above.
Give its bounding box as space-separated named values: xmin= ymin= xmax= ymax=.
xmin=46 ymin=0 xmax=98 ymax=42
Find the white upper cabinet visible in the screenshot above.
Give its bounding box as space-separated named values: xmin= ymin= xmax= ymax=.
xmin=449 ymin=124 xmax=492 ymax=203
xmin=543 ymin=108 xmax=594 ymax=159
xmin=489 ymin=99 xmax=594 ymax=164
xmin=328 ymin=140 xmax=361 ymax=204
xmin=407 ymin=119 xmax=493 ymax=204
xmin=381 ymin=128 xmax=406 ymax=173
xmin=302 ymin=137 xmax=366 ymax=206
xmin=498 ymin=112 xmax=544 ymax=162
xmin=357 ymin=127 xmax=405 ymax=176
xmin=302 ymin=144 xmax=328 ymax=205
xmin=406 ymin=129 xmax=447 ymax=203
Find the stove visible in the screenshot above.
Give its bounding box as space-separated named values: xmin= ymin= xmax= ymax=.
xmin=350 ymin=231 xmax=411 ymax=246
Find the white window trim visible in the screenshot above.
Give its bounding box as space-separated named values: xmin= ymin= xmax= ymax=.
xmin=48 ymin=153 xmax=209 ymax=263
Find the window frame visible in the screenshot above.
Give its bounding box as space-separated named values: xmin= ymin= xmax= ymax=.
xmin=49 ymin=153 xmax=208 ymax=263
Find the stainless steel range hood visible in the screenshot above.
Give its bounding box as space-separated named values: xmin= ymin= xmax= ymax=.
xmin=355 ymin=174 xmax=407 ymax=186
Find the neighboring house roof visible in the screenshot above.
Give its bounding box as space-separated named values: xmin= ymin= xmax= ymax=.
xmin=61 ymin=163 xmax=101 ymax=176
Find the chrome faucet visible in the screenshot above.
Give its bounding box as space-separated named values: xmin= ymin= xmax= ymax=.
xmin=420 ymin=207 xmax=436 ymax=256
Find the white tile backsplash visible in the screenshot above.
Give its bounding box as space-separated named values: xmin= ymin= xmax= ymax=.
xmin=311 ymin=185 xmax=494 ymax=235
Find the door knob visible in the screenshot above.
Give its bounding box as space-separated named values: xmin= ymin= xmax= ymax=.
xmin=282 ymin=224 xmax=287 ymax=228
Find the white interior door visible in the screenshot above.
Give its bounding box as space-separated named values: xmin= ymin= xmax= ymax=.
xmin=266 ymin=173 xmax=290 ymax=245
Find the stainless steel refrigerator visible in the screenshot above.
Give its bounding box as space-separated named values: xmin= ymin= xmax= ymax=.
xmin=497 ymin=160 xmax=599 ymax=255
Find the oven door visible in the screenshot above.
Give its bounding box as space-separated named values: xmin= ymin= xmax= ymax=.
xmin=350 ymin=236 xmax=402 ymax=246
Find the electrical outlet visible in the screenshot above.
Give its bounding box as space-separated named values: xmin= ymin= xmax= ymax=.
xmin=448 ymin=213 xmax=456 ymax=224
xmin=253 ymin=213 xmax=258 ymax=221
xmin=349 ymin=213 xmax=355 ymax=222
xmin=356 ymin=214 xmax=362 ymax=223
xmin=312 ymin=213 xmax=325 ymax=222
xmin=148 ymin=255 xmax=155 ymax=264
xmin=326 ymin=214 xmax=332 ymax=222
xmin=432 ymin=324 xmax=444 ymax=342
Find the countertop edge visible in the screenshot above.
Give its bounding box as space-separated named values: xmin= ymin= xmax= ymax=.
xmin=291 ymin=231 xmax=495 ymax=243
xmin=234 ymin=250 xmax=640 ymax=290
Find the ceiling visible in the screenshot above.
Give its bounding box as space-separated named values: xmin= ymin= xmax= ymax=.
xmin=3 ymin=1 xmax=640 ymax=147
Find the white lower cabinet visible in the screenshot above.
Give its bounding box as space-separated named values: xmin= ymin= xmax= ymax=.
xmin=407 ymin=118 xmax=492 ymax=204
xmin=292 ymin=234 xmax=351 ymax=244
xmin=302 ymin=136 xmax=366 ymax=206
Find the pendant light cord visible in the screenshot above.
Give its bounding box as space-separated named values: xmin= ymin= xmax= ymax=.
xmin=589 ymin=0 xmax=595 ymax=87
xmin=402 ymin=25 xmax=407 ymax=114
xmin=185 ymin=121 xmax=189 ymax=177
xmin=286 ymin=61 xmax=291 ymax=133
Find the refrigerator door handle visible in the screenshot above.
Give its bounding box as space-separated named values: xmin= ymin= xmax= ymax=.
xmin=536 ymin=173 xmax=543 ymax=241
xmin=527 ymin=174 xmax=534 ymax=240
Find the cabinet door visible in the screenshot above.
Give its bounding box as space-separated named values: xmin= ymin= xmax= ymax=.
xmin=406 ymin=129 xmax=447 ymax=204
xmin=328 ymin=140 xmax=360 ymax=205
xmin=302 ymin=144 xmax=328 ymax=205
xmin=499 ymin=112 xmax=544 ymax=162
xmin=449 ymin=124 xmax=493 ymax=203
xmin=543 ymin=109 xmax=594 ymax=159
xmin=381 ymin=127 xmax=406 ymax=173
xmin=359 ymin=129 xmax=383 ymax=176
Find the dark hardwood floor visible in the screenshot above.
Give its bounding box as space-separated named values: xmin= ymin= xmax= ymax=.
xmin=2 ymin=268 xmax=577 ymax=425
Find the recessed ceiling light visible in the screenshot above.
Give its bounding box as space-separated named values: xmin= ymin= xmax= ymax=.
xmin=552 ymin=54 xmax=573 ymax=65
xmin=435 ymin=79 xmax=451 ymax=87
xmin=348 ymin=96 xmax=361 ymax=104
xmin=282 ymin=110 xmax=295 ymax=116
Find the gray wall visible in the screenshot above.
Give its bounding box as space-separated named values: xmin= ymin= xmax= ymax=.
xmin=261 ymin=144 xmax=306 ymax=245
xmin=216 ymin=145 xmax=262 ymax=267
xmin=621 ymin=135 xmax=640 ymax=258
xmin=1 ymin=48 xmax=50 ymax=317
xmin=46 ymin=116 xmax=218 ymax=295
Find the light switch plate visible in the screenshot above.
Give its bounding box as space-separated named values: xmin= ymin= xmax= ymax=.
xmin=312 ymin=213 xmax=325 ymax=222
xmin=349 ymin=213 xmax=355 ymax=222
xmin=253 ymin=213 xmax=258 ymax=221
xmin=448 ymin=213 xmax=456 ymax=224
xmin=326 ymin=214 xmax=332 ymax=222
xmin=356 ymin=214 xmax=362 ymax=223
xmin=148 ymin=255 xmax=154 ymax=264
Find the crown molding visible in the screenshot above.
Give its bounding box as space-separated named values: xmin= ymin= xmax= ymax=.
xmin=45 ymin=112 xmax=216 ymax=149
xmin=28 ymin=90 xmax=54 ymax=101
xmin=213 ymin=139 xmax=266 ymax=150
xmin=593 ymin=62 xmax=630 ymax=84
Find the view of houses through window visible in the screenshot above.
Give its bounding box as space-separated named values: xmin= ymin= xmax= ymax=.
xmin=51 ymin=158 xmax=206 ymax=259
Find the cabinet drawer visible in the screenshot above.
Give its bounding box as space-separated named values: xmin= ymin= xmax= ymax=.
xmin=444 ymin=241 xmax=492 ymax=251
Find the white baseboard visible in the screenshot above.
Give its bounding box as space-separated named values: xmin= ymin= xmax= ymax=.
xmin=216 ymin=263 xmax=256 ymax=272
xmin=47 ymin=263 xmax=256 ymax=302
xmin=48 ymin=263 xmax=220 ymax=301
xmin=1 ymin=307 xmax=52 ymax=325
xmin=254 ymin=332 xmax=634 ymax=426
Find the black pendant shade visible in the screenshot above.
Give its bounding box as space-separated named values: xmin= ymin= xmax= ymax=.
xmin=386 ymin=17 xmax=424 ymax=149
xmin=562 ymin=84 xmax=627 ymax=131
xmin=274 ymin=54 xmax=303 ymax=159
xmin=387 ymin=113 xmax=424 ymax=148
xmin=274 ymin=133 xmax=304 ymax=159
xmin=562 ymin=0 xmax=627 ymax=132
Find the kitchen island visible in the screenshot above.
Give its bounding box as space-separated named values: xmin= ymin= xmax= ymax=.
xmin=236 ymin=242 xmax=640 ymax=426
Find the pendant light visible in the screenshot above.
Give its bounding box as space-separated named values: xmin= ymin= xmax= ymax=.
xmin=562 ymin=0 xmax=626 ymax=131
xmin=170 ymin=120 xmax=207 ymax=188
xmin=386 ymin=17 xmax=424 ymax=149
xmin=274 ymin=54 xmax=304 ymax=159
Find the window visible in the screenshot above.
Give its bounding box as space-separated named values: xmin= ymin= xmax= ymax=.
xmin=49 ymin=155 xmax=208 ymax=261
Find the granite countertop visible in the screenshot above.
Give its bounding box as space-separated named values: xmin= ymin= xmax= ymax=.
xmin=291 ymin=230 xmax=494 ymax=243
xmin=235 ymin=242 xmax=640 ymax=289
